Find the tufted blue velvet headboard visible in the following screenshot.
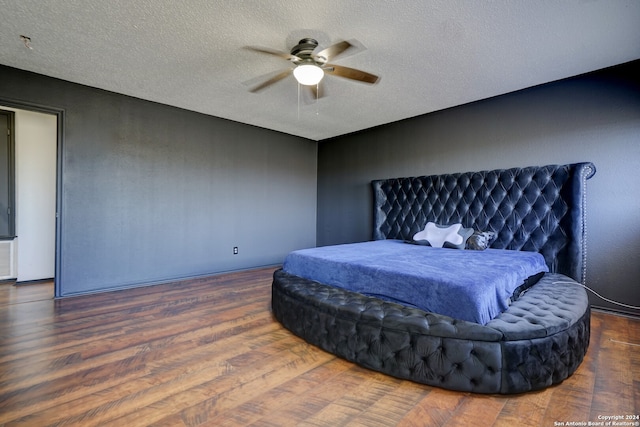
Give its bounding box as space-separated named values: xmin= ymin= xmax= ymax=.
xmin=372 ymin=163 xmax=596 ymax=283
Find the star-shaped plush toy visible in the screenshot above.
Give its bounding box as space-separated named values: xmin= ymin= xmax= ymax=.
xmin=413 ymin=222 xmax=473 ymax=249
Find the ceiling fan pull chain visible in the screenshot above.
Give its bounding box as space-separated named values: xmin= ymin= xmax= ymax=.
xmin=297 ymin=83 xmax=301 ymax=120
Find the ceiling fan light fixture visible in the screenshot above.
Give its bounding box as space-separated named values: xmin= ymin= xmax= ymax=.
xmin=293 ymin=64 xmax=324 ymax=86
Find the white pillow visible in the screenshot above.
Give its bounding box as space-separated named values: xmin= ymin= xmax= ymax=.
xmin=412 ymin=222 xmax=473 ymax=249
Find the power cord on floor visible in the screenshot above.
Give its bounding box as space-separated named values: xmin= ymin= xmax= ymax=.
xmin=555 ymin=280 xmax=640 ymax=348
xmin=553 ymin=280 xmax=640 ymax=311
xmin=608 ymin=339 xmax=640 ymax=347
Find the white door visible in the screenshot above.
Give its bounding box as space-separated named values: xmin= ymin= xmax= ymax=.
xmin=3 ymin=107 xmax=57 ymax=282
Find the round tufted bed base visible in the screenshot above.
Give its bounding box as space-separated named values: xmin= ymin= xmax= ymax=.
xmin=272 ymin=269 xmax=590 ymax=394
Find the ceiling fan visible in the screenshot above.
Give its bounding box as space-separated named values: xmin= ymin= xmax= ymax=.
xmin=244 ymin=38 xmax=379 ymax=97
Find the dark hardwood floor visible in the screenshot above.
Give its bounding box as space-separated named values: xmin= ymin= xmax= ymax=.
xmin=0 ymin=267 xmax=638 ymax=426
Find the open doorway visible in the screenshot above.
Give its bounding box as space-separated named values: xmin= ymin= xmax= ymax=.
xmin=0 ymin=105 xmax=58 ymax=284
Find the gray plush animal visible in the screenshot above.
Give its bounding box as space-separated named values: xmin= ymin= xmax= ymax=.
xmin=466 ymin=230 xmax=496 ymax=250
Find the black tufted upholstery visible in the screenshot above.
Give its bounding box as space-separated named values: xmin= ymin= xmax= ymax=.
xmin=273 ymin=163 xmax=595 ymax=394
xmin=273 ymin=269 xmax=589 ymax=394
xmin=372 ymin=163 xmax=595 ymax=282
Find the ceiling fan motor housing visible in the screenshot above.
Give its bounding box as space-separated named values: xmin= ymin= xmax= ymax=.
xmin=290 ymin=38 xmax=319 ymax=59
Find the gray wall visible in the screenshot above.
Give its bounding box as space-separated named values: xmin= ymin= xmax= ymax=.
xmin=0 ymin=65 xmax=317 ymax=296
xmin=317 ymin=61 xmax=640 ymax=316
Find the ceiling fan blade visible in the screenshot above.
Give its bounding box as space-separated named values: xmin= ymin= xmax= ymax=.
xmin=244 ymin=46 xmax=299 ymax=61
xmin=314 ymin=40 xmax=353 ymax=62
xmin=249 ymin=69 xmax=292 ymax=92
xmin=324 ymin=64 xmax=379 ymax=84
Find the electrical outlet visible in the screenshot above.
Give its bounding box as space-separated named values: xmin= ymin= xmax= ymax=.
xmin=233 ymin=246 xmax=238 ymax=255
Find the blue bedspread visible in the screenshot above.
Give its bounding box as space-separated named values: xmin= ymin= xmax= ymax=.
xmin=282 ymin=240 xmax=549 ymax=325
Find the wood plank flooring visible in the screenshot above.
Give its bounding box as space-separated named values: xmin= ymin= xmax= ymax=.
xmin=0 ymin=267 xmax=638 ymax=426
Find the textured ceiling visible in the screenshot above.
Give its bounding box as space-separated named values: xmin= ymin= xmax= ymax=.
xmin=1 ymin=1 xmax=639 ymax=141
